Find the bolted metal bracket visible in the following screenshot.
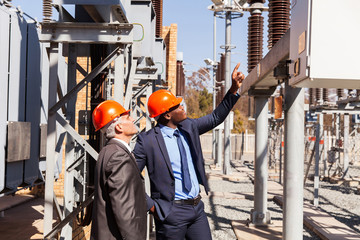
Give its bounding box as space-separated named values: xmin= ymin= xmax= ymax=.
xmin=274 ymin=61 xmax=289 ymax=81
xmin=248 ymin=86 xmax=277 ymax=97
xmin=250 ymin=209 xmax=272 ymax=226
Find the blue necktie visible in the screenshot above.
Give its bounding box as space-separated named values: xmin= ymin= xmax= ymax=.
xmin=174 ymin=130 xmax=192 ymax=192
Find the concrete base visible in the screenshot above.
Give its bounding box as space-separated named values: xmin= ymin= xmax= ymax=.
xmin=250 ymin=209 xmax=271 ymax=225
xmin=232 ymin=220 xmax=282 ymax=240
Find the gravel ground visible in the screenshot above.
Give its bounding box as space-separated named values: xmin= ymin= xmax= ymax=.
xmin=303 ymin=165 xmax=360 ymax=234
xmin=201 ymin=154 xmax=360 ymax=240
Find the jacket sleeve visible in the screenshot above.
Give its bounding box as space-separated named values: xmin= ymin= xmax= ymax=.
xmin=133 ymin=134 xmax=156 ymax=211
xmin=105 ymin=151 xmax=146 ymax=240
xmin=195 ymin=91 xmax=240 ymax=134
xmin=133 ymin=133 xmax=147 ymax=172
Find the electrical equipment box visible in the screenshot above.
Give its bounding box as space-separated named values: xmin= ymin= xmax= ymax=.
xmin=289 ymin=0 xmax=360 ymax=88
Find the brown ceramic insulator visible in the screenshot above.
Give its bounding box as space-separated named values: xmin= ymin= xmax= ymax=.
xmin=43 ymin=0 xmax=52 ymax=23
xmin=322 ymin=88 xmax=329 ymax=102
xmin=309 ymin=88 xmax=314 ymax=105
xmin=337 ymin=88 xmax=344 ymax=99
xmin=268 ymin=0 xmax=290 ymax=49
xmin=176 ymin=61 xmax=185 ymax=97
xmin=315 ymin=88 xmax=322 ymax=102
xmin=151 ymin=0 xmax=163 ymax=37
xmin=216 ymin=54 xmax=226 ymax=106
xmin=4 ymin=0 xmax=12 ymax=7
xmin=247 ymin=12 xmax=264 ymax=73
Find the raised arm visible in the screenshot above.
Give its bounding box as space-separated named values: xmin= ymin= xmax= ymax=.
xmin=196 ymin=62 xmax=245 ymax=134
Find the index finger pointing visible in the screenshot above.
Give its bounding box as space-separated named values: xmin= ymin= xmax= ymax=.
xmin=232 ymin=63 xmax=241 ymax=74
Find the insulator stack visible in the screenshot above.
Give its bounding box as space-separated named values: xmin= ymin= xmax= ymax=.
xmin=151 ymin=0 xmax=163 ymax=37
xmin=43 ymin=0 xmax=53 ymax=23
xmin=268 ymin=0 xmax=290 ymax=49
xmin=337 ymin=88 xmax=344 ymax=99
xmin=323 ymin=88 xmax=328 ymax=102
xmin=247 ymin=12 xmax=264 ymax=73
xmin=176 ymin=61 xmax=185 ymax=97
xmin=309 ymin=88 xmax=314 ymax=106
xmin=315 ymin=88 xmax=322 ymax=103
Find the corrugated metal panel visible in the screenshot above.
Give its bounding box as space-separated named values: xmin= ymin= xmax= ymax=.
xmin=6 ymin=10 xmax=28 ymax=190
xmin=24 ymin=22 xmax=42 ymax=185
xmin=0 ymin=6 xmax=10 ymax=193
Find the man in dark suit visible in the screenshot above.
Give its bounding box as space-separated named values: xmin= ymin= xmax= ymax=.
xmin=91 ymin=100 xmax=147 ymax=240
xmin=133 ymin=63 xmax=245 ymax=240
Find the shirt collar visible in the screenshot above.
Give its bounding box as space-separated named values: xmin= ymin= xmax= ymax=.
xmin=159 ymin=124 xmax=178 ymax=138
xmin=112 ymin=138 xmax=132 ymax=152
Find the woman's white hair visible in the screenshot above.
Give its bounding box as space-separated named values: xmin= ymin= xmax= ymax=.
xmin=101 ymin=117 xmax=123 ymax=139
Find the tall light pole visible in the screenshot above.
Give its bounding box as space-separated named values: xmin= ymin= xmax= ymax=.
xmin=204 ymin=56 xmax=218 ymax=162
xmin=208 ymin=0 xmax=243 ymax=174
xmin=212 ymin=12 xmax=217 ymax=160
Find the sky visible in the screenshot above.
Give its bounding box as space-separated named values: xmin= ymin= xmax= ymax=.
xmin=11 ymin=0 xmax=269 ymax=79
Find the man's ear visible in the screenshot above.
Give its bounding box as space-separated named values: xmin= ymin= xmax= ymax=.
xmin=163 ymin=112 xmax=171 ymax=120
xmin=115 ymin=123 xmax=123 ymax=134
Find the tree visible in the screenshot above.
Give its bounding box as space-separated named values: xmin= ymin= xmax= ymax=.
xmin=184 ymin=67 xmax=255 ymax=133
xmin=184 ymin=68 xmax=213 ymax=118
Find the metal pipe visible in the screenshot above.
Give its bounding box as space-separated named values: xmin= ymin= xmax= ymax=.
xmin=319 ymin=114 xmax=324 ymax=177
xmin=323 ymin=130 xmax=328 ymax=178
xmin=283 ymin=81 xmax=304 ymax=240
xmin=216 ymin=129 xmax=223 ymax=169
xmin=213 ymin=12 xmax=217 ymax=160
xmin=343 ymin=114 xmax=349 ymax=178
xmin=251 ymin=96 xmax=270 ymax=225
xmin=336 ymin=113 xmax=340 ymax=171
xmin=314 ymin=119 xmax=320 ymax=207
xmin=223 ymin=11 xmax=232 ymax=175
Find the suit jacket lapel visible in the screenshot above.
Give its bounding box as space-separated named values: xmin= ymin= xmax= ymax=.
xmin=154 ymin=126 xmax=175 ymax=178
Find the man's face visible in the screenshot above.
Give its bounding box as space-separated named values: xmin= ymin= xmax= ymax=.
xmin=168 ymin=104 xmax=187 ymax=124
xmin=119 ymin=113 xmax=138 ymax=136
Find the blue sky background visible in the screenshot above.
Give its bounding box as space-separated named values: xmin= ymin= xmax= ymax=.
xmin=11 ymin=0 xmax=269 ymax=79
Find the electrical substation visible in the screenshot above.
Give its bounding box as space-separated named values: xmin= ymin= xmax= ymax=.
xmin=0 ymin=0 xmax=360 ymax=239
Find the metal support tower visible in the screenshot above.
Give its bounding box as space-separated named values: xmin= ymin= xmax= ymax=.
xmin=223 ymin=10 xmax=232 ymax=174
xmin=40 ymin=2 xmax=165 ymax=238
xmin=44 ymin=42 xmax=59 ymax=236
xmin=61 ymin=43 xmax=78 ymax=239
xmin=283 ymin=81 xmax=304 ymax=240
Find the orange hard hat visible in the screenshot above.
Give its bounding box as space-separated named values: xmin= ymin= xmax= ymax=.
xmin=148 ymin=90 xmax=183 ymax=118
xmin=92 ymin=100 xmax=130 ymax=131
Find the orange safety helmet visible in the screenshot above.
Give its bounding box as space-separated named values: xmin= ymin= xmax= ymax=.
xmin=148 ymin=90 xmax=183 ymax=118
xmin=92 ymin=100 xmax=130 ymax=131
